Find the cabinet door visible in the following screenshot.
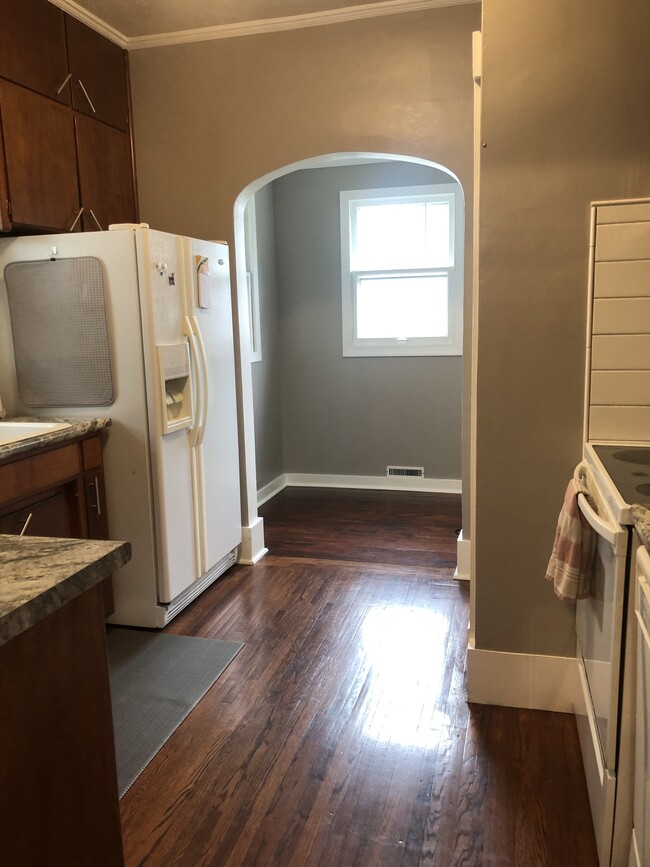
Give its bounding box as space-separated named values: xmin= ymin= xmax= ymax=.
xmin=0 ymin=486 xmax=80 ymax=538
xmin=0 ymin=80 xmax=80 ymax=231
xmin=0 ymin=0 xmax=71 ymax=104
xmin=75 ymin=114 xmax=137 ymax=230
xmin=66 ymin=16 xmax=129 ymax=131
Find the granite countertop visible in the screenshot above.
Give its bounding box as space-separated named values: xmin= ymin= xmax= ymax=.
xmin=0 ymin=416 xmax=112 ymax=464
xmin=632 ymin=505 xmax=650 ymax=551
xmin=0 ymin=534 xmax=131 ymax=646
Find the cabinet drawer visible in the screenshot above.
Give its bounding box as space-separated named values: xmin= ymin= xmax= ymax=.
xmin=0 ymin=443 xmax=80 ymax=508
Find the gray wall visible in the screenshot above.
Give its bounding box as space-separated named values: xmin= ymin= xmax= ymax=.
xmin=475 ymin=0 xmax=650 ymax=656
xmin=251 ymin=184 xmax=284 ymax=490
xmin=263 ymin=161 xmax=462 ymax=480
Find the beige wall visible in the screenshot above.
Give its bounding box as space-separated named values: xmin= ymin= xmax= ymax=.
xmin=476 ymin=0 xmax=650 ymax=655
xmin=128 ymin=6 xmax=478 ymax=240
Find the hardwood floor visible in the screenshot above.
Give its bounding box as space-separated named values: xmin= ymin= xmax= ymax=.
xmin=119 ymin=488 xmax=598 ymax=866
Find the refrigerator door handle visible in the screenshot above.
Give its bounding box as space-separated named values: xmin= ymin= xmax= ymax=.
xmin=184 ymin=316 xmax=203 ymax=449
xmin=191 ymin=315 xmax=209 ymax=447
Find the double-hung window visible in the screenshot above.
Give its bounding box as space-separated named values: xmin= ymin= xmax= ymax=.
xmin=340 ymin=184 xmax=463 ymax=357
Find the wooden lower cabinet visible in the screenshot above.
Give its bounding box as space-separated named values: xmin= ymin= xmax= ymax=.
xmin=0 ymin=486 xmax=79 ymax=537
xmin=0 ymin=583 xmax=124 ymax=867
xmin=0 ymin=433 xmax=115 ymax=615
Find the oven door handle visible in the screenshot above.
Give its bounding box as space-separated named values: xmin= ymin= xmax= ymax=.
xmin=577 ymin=491 xmax=624 ymax=549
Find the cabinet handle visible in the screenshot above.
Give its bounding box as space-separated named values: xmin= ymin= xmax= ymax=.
xmin=55 ymin=73 xmax=72 ymax=95
xmin=90 ymin=476 xmax=102 ymax=516
xmin=19 ymin=513 xmax=33 ymax=537
xmin=77 ymin=79 xmax=96 ymax=114
xmin=88 ymin=209 xmax=103 ymax=231
xmin=69 ymin=207 xmax=84 ymax=231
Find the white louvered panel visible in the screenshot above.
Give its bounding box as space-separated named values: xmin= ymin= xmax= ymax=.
xmin=589 ymin=406 xmax=650 ymax=442
xmin=594 ymin=260 xmax=650 ymax=298
xmin=591 ymin=335 xmax=650 ymax=370
xmin=595 ymin=222 xmax=650 ymax=262
xmin=592 ymin=298 xmax=650 ymax=334
xmin=596 ymin=203 xmax=650 ymax=224
xmin=590 ymin=371 xmax=650 ymax=406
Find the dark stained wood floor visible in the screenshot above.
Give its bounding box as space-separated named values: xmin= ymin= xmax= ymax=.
xmin=119 ymin=488 xmax=599 ymax=866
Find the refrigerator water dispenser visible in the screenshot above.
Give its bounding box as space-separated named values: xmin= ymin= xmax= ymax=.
xmin=157 ymin=342 xmax=193 ymax=434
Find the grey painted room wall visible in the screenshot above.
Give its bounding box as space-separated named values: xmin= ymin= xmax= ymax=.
xmin=250 ymin=184 xmax=284 ymax=490
xmin=261 ymin=160 xmax=463 ymax=481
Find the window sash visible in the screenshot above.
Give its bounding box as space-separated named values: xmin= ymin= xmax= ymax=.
xmin=340 ymin=183 xmax=463 ymax=358
xmin=352 ymin=269 xmax=451 ymax=342
xmin=351 ymin=196 xmax=454 ymax=271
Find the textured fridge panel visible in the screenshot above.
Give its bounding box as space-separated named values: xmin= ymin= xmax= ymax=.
xmin=4 ymin=257 xmax=114 ymax=406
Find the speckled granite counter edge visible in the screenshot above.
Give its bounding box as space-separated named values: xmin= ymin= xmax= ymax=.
xmin=0 ymin=416 xmax=111 ymax=464
xmin=0 ymin=535 xmax=131 ymax=646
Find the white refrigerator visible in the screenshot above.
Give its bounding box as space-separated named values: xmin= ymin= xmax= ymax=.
xmin=0 ymin=225 xmax=242 ymax=627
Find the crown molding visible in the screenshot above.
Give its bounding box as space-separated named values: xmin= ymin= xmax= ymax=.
xmin=49 ymin=0 xmax=476 ymax=50
xmin=48 ymin=0 xmax=128 ymax=47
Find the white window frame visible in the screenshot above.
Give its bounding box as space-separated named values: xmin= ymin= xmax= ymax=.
xmin=244 ymin=197 xmax=262 ymax=363
xmin=340 ymin=184 xmax=464 ymax=357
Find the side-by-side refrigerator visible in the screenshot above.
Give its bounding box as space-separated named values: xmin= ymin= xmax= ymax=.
xmin=0 ymin=225 xmax=241 ymax=627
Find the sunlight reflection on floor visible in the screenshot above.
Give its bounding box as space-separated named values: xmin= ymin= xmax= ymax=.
xmin=359 ymin=605 xmax=451 ymax=748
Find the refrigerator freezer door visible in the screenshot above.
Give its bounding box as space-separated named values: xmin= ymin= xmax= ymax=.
xmin=136 ymin=229 xmax=201 ymax=602
xmin=184 ymin=238 xmax=241 ymax=574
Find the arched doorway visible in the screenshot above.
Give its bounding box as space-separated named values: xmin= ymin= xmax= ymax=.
xmin=232 ymin=153 xmax=467 ymax=567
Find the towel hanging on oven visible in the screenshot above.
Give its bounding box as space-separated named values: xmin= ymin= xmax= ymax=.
xmin=545 ymin=477 xmax=596 ymax=601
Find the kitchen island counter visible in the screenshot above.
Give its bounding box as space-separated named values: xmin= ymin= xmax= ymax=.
xmin=0 ymin=532 xmax=130 ymax=866
xmin=0 ymin=533 xmax=130 ymax=645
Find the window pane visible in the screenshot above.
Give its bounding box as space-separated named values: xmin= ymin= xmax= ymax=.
xmin=354 ymin=200 xmax=450 ymax=270
xmin=356 ymin=274 xmax=448 ymax=339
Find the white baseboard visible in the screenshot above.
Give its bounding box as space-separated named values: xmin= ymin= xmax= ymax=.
xmin=257 ymin=473 xmax=461 ymax=505
xmin=454 ymin=530 xmax=471 ymax=581
xmin=283 ymin=473 xmax=461 ymax=494
xmin=238 ymin=517 xmax=268 ymax=565
xmin=257 ymin=474 xmax=288 ymax=506
xmin=466 ymin=644 xmax=579 ymax=713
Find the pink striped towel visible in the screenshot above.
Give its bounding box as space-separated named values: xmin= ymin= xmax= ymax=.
xmin=545 ymin=479 xmax=595 ymax=601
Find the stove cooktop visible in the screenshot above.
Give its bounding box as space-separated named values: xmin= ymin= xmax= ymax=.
xmin=591 ymin=445 xmax=650 ymax=509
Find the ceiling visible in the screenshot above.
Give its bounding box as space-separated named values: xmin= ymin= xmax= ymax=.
xmin=52 ymin=0 xmax=474 ymax=48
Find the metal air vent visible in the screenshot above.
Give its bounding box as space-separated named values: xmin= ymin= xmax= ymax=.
xmin=386 ymin=466 xmax=425 ymax=478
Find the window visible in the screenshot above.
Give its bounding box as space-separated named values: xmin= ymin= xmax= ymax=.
xmin=340 ymin=184 xmax=463 ymax=357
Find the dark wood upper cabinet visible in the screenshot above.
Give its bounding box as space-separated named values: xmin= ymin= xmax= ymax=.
xmin=0 ymin=0 xmax=71 ymax=104
xmin=0 ymin=80 xmax=80 ymax=231
xmin=0 ymin=6 xmax=137 ymax=233
xmin=76 ymin=114 xmax=137 ymax=230
xmin=66 ymin=16 xmax=130 ymax=131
